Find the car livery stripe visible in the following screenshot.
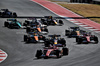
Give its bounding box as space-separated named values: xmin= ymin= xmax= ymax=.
xmin=34 ymin=36 xmax=38 ymax=41
xmin=31 ymin=0 xmax=100 ymax=33
xmin=37 ymin=27 xmax=41 ymax=32
xmin=53 ymin=20 xmax=58 ymax=25
xmin=16 ymin=22 xmax=21 ymax=27
xmin=54 ymin=40 xmax=57 ymax=44
xmin=46 ymin=49 xmax=54 ymax=56
xmin=86 ymin=36 xmax=90 ymax=42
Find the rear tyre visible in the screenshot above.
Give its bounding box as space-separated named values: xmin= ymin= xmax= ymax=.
xmin=94 ymin=37 xmax=98 ymax=44
xmin=13 ymin=12 xmax=17 ymax=17
xmin=59 ymin=20 xmax=63 ymax=25
xmin=65 ymin=30 xmax=70 ymax=36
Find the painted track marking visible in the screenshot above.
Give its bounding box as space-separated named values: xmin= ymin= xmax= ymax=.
xmin=31 ymin=0 xmax=100 ymax=33
xmin=0 ymin=49 xmax=8 ymax=63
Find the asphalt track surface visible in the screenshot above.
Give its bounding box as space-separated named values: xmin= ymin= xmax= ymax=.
xmin=51 ymin=0 xmax=70 ymax=2
xmin=0 ymin=0 xmax=100 ymax=66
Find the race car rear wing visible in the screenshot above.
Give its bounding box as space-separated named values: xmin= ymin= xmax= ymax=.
xmin=7 ymin=18 xmax=16 ymax=21
xmin=70 ymin=27 xmax=79 ymax=29
xmin=1 ymin=9 xmax=9 ymax=11
xmin=48 ymin=35 xmax=61 ymax=37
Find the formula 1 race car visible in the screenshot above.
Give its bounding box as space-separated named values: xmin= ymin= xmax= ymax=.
xmin=44 ymin=34 xmax=66 ymax=47
xmin=76 ymin=33 xmax=98 ymax=44
xmin=23 ymin=18 xmax=47 ymax=28
xmin=35 ymin=46 xmax=68 ymax=59
xmin=41 ymin=16 xmax=64 ymax=26
xmin=23 ymin=18 xmax=37 ymax=27
xmin=4 ymin=19 xmax=22 ymax=29
xmin=65 ymin=27 xmax=83 ymax=38
xmin=24 ymin=32 xmax=46 ymax=43
xmin=0 ymin=9 xmax=17 ymax=17
xmin=26 ymin=25 xmax=48 ymax=34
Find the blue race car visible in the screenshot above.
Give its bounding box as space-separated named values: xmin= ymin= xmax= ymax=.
xmin=41 ymin=16 xmax=64 ymax=26
xmin=0 ymin=9 xmax=17 ymax=17
xmin=4 ymin=19 xmax=22 ymax=29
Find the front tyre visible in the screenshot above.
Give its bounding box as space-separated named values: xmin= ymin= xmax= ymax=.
xmin=24 ymin=35 xmax=27 ymax=41
xmin=4 ymin=22 xmax=9 ymax=27
xmin=35 ymin=50 xmax=42 ymax=59
xmin=56 ymin=50 xmax=61 ymax=58
xmin=63 ymin=47 xmax=69 ymax=55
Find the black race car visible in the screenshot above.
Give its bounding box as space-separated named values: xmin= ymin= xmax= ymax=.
xmin=44 ymin=35 xmax=66 ymax=47
xmin=0 ymin=9 xmax=17 ymax=17
xmin=23 ymin=18 xmax=47 ymax=28
xmin=76 ymin=33 xmax=98 ymax=44
xmin=4 ymin=19 xmax=22 ymax=29
xmin=65 ymin=27 xmax=84 ymax=38
xmin=41 ymin=16 xmax=63 ymax=26
xmin=23 ymin=18 xmax=37 ymax=27
xmin=24 ymin=32 xmax=46 ymax=43
xmin=35 ymin=46 xmax=68 ymax=59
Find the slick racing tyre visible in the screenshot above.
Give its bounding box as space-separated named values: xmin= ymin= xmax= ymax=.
xmin=59 ymin=20 xmax=63 ymax=25
xmin=24 ymin=35 xmax=27 ymax=41
xmin=65 ymin=30 xmax=70 ymax=36
xmin=26 ymin=27 xmax=31 ymax=33
xmin=56 ymin=50 xmax=61 ymax=58
xmin=62 ymin=47 xmax=69 ymax=55
xmin=94 ymin=37 xmax=99 ymax=44
xmin=4 ymin=22 xmax=9 ymax=27
xmin=35 ymin=50 xmax=42 ymax=59
xmin=13 ymin=12 xmax=17 ymax=17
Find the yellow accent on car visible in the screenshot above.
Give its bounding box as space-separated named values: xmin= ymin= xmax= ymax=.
xmin=54 ymin=20 xmax=58 ymax=24
xmin=76 ymin=31 xmax=80 ymax=36
xmin=54 ymin=40 xmax=57 ymax=44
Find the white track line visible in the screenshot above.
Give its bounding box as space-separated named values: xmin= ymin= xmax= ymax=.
xmin=67 ymin=19 xmax=75 ymax=20
xmin=79 ymin=25 xmax=88 ymax=27
xmin=89 ymin=29 xmax=99 ymax=31
xmin=75 ymin=23 xmax=83 ymax=24
xmin=95 ymin=31 xmax=100 ymax=33
xmin=84 ymin=27 xmax=93 ymax=29
xmin=70 ymin=21 xmax=79 ymax=22
xmin=31 ymin=0 xmax=100 ymax=34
